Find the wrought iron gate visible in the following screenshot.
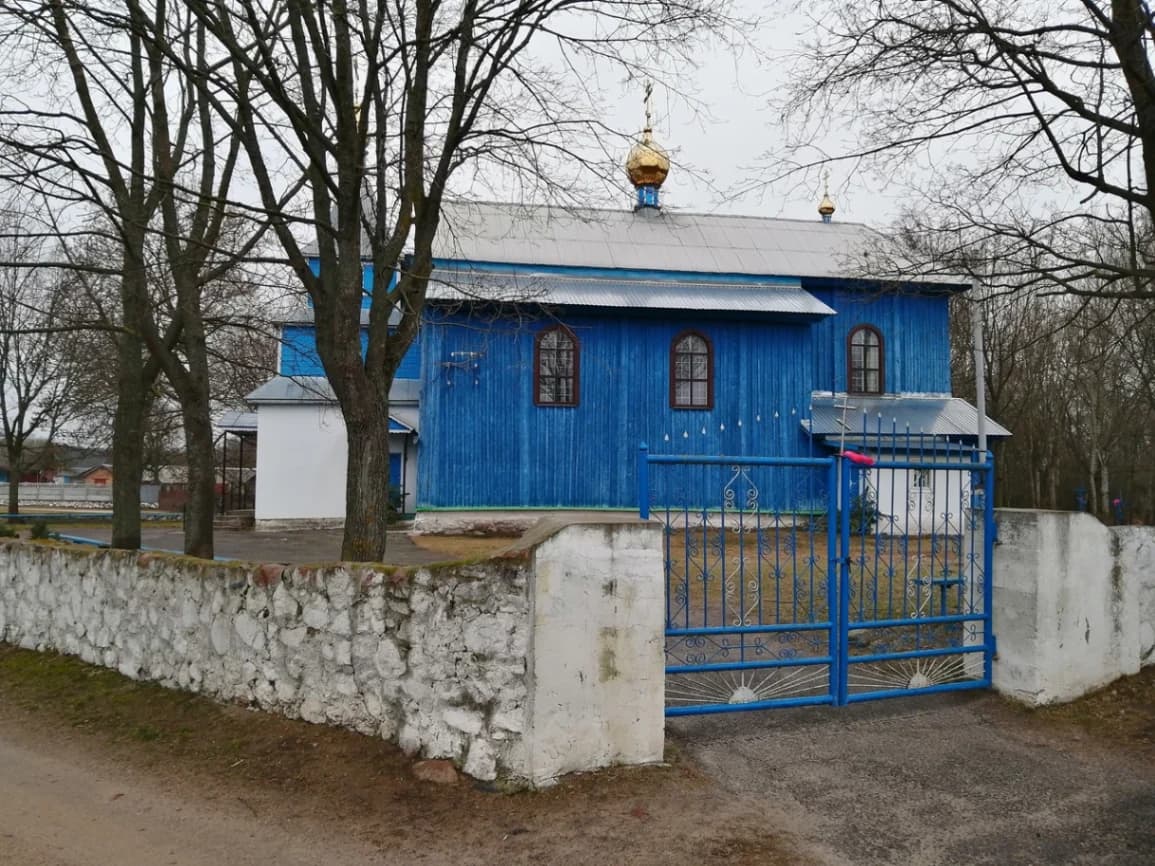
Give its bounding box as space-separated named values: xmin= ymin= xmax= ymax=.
xmin=638 ymin=440 xmax=995 ymax=716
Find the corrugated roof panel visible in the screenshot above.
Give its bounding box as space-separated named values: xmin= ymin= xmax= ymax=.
xmin=247 ymin=376 xmax=420 ymax=407
xmin=432 ymin=201 xmax=962 ymax=283
xmin=427 ymin=269 xmax=835 ymax=317
xmin=217 ymin=410 xmax=257 ymax=432
xmin=807 ymin=392 xmax=1011 ymax=438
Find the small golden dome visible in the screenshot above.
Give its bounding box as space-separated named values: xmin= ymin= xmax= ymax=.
xmin=626 ymin=126 xmax=670 ymax=189
xmin=818 ymin=171 xmax=836 ymax=219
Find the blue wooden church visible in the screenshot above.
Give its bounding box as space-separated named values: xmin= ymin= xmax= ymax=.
xmin=243 ymin=110 xmax=1007 ymax=530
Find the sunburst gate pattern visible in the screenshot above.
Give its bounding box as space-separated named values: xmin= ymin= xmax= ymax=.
xmin=666 ymin=667 xmax=831 ymax=709
xmin=846 ymin=655 xmax=970 ymax=693
xmin=650 ymin=444 xmax=995 ymax=716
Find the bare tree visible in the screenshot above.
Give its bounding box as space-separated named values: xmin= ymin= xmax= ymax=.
xmin=161 ymin=0 xmax=741 ymax=560
xmin=776 ymin=0 xmax=1155 ymax=300
xmin=0 ymin=201 xmax=77 ymax=514
xmin=0 ymin=0 xmax=271 ymax=556
xmin=52 ymin=226 xmax=280 ymax=502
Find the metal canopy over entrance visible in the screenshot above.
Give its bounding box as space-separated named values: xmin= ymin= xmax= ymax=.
xmin=638 ymin=440 xmax=995 ymax=716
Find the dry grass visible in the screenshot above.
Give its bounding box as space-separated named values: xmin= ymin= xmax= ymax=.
xmin=1030 ymin=666 xmax=1155 ymax=752
xmin=0 ymin=645 xmax=812 ymax=865
xmin=663 ymin=526 xmax=980 ymax=630
xmin=407 ymin=533 xmax=519 ymax=560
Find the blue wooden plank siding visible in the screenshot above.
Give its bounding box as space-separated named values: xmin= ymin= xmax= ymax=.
xmin=804 ymin=282 xmax=951 ymax=394
xmin=280 ymin=325 xmax=422 ymax=379
xmin=305 ymin=259 xmax=395 ymax=309
xmin=417 ymin=309 xmax=819 ymax=509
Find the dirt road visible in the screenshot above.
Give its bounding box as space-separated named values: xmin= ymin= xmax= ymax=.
xmin=0 ymin=647 xmax=798 ymax=866
xmin=2 ymin=645 xmax=1152 ymax=866
xmin=0 ymin=723 xmax=392 ymax=866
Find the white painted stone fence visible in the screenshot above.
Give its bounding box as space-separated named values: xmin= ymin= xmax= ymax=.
xmin=0 ymin=519 xmax=665 ymax=786
xmin=993 ymin=509 xmax=1155 ymax=706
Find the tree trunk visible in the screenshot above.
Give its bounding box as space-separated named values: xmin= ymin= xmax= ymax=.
xmin=163 ymin=291 xmax=217 ymax=559
xmin=180 ymin=386 xmax=216 ymax=559
xmin=6 ymin=449 xmax=19 ymax=517
xmin=341 ymin=400 xmax=391 ymax=561
xmin=110 ymin=328 xmax=146 ymax=550
xmin=1099 ymin=454 xmax=1111 ymax=523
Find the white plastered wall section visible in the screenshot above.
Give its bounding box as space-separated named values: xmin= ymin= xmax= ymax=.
xmin=254 ymin=403 xmax=418 ymax=527
xmin=868 ymin=467 xmax=971 ymax=536
xmin=518 ymin=521 xmax=666 ymax=783
xmin=993 ymin=509 xmax=1154 ymax=706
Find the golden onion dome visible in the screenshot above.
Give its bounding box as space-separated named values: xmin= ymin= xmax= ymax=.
xmin=626 ymin=126 xmax=670 ymax=189
xmin=818 ymin=171 xmax=836 ymax=219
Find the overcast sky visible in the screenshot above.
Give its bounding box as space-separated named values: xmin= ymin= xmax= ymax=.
xmin=591 ymin=2 xmax=908 ymax=227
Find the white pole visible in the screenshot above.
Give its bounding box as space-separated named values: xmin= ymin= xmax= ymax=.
xmin=971 ymin=280 xmax=988 ymax=455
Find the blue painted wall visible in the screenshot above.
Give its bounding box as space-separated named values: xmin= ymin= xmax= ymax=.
xmin=280 ymin=325 xmax=421 ymax=380
xmin=804 ymin=281 xmax=952 ymax=394
xmin=305 ymin=258 xmax=395 ymax=309
xmin=287 ymin=256 xmax=957 ymax=510
xmin=417 ymin=309 xmax=822 ymax=509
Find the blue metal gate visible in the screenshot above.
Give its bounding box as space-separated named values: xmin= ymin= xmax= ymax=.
xmin=639 ymin=438 xmax=995 ymax=716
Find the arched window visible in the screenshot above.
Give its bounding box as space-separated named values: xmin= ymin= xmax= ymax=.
xmin=534 ymin=326 xmax=579 ymax=406
xmin=670 ymin=331 xmax=713 ymax=409
xmin=848 ymin=325 xmax=884 ymax=395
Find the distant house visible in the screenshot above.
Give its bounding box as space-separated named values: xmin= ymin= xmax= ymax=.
xmin=73 ymin=464 xmax=114 ymax=486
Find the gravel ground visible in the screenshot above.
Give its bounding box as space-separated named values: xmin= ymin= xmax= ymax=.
xmin=671 ymin=684 xmax=1155 ymax=866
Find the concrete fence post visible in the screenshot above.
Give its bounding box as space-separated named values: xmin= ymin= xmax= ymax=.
xmin=993 ymin=509 xmax=1152 ymax=706
xmin=513 ymin=519 xmax=666 ymax=785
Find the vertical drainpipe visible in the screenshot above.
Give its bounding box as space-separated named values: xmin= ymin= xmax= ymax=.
xmin=403 ymin=435 xmax=410 ymax=513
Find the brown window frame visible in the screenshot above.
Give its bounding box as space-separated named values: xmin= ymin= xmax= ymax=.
xmin=534 ymin=325 xmax=580 ymax=407
xmin=670 ymin=330 xmax=714 ymax=410
xmin=847 ymin=324 xmax=885 ymax=395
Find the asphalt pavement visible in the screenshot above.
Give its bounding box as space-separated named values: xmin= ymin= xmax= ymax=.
xmin=670 ymin=691 xmax=1155 ymax=866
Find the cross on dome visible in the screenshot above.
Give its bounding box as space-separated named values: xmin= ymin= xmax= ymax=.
xmin=626 ymin=81 xmax=670 ymax=209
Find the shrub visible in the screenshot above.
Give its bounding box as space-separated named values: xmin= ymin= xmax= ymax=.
xmin=29 ymin=520 xmax=53 ymax=540
xmin=386 ymin=484 xmax=404 ymax=524
xmin=849 ymin=491 xmax=879 ymax=534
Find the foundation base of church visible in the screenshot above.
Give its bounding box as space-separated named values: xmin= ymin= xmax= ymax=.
xmin=412 ymin=509 xmax=638 ymax=537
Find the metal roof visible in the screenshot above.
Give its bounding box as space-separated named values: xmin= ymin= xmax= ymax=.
xmin=246 ymin=376 xmax=420 ymax=414
xmin=389 ymin=407 xmax=419 ymax=433
xmin=427 ymin=268 xmax=835 ymax=317
xmin=280 ymin=306 xmax=402 ymax=326
xmin=217 ymin=410 xmax=258 ymax=433
xmin=434 ymin=201 xmax=968 ymax=286
xmin=807 ymin=393 xmax=1011 ymax=439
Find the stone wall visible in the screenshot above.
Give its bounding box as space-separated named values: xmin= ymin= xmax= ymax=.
xmin=0 ymin=520 xmax=665 ymax=785
xmin=993 ymin=509 xmax=1155 ymax=706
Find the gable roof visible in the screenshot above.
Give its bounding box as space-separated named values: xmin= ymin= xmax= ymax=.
xmin=74 ymin=463 xmax=114 ymax=478
xmin=435 ymin=201 xmax=963 ymax=285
